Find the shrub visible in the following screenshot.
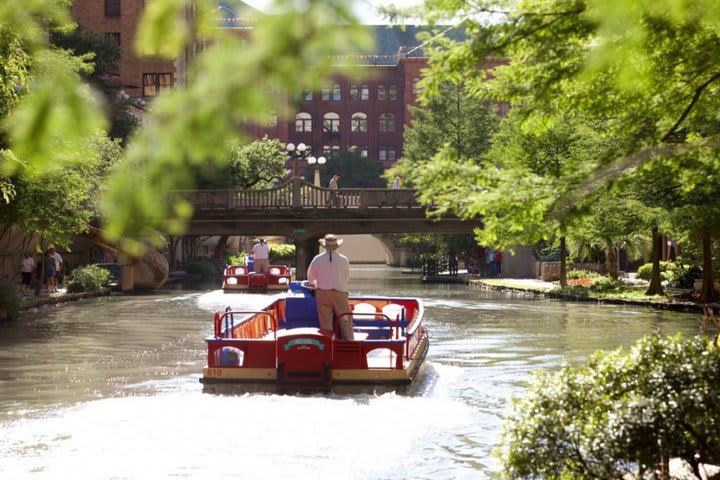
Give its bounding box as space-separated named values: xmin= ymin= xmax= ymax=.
xmin=0 ymin=280 xmax=21 ymax=322
xmin=66 ymin=265 xmax=112 ymax=293
xmin=636 ymin=261 xmax=702 ymax=288
xmin=587 ymin=276 xmax=623 ymax=294
xmin=498 ymin=334 xmax=720 ymax=479
xmin=227 ymin=252 xmax=248 ymax=266
xmin=566 ymin=268 xmax=602 ymax=280
xmin=185 ymin=257 xmax=219 ymax=281
xmin=270 ymin=244 xmax=295 ymax=263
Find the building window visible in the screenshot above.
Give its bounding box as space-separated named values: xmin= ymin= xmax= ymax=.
xmin=377 ymin=84 xmax=387 ymax=101
xmin=105 ymin=0 xmax=121 ymax=17
xmin=349 ymin=85 xmax=358 ymax=101
xmin=142 ymin=73 xmax=172 ymax=97
xmin=304 ymin=90 xmax=313 ymax=101
xmin=361 ymin=85 xmax=369 ymax=101
xmin=379 ymin=146 xmax=396 ymax=161
xmin=378 ymin=113 xmax=396 ymax=133
xmin=351 ymin=112 xmax=367 ymax=132
xmin=388 ymin=84 xmax=398 ymax=101
xmin=269 ymin=112 xmax=278 ymax=128
xmin=295 ymin=112 xmax=312 ymax=132
xmin=359 ymin=146 xmax=368 ymax=158
xmin=412 ymin=77 xmax=421 ymax=95
xmin=323 ymin=112 xmax=340 ymax=132
xmin=332 ymin=84 xmax=341 ymax=101
xmin=107 ymin=32 xmax=121 ymax=46
xmin=322 ymin=87 xmax=330 ymax=101
xmin=322 ymin=145 xmax=340 ymax=156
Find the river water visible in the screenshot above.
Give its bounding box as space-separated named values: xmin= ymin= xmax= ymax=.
xmin=0 ymin=266 xmax=701 ymax=479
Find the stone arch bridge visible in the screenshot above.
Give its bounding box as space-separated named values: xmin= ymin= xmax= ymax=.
xmin=180 ymin=178 xmax=481 ymax=279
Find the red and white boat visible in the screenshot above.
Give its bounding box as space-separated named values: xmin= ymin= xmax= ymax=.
xmin=201 ymin=282 xmax=429 ymax=388
xmin=222 ymin=264 xmax=292 ymax=293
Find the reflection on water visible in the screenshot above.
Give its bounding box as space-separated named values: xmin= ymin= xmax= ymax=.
xmin=0 ymin=265 xmax=701 ymax=479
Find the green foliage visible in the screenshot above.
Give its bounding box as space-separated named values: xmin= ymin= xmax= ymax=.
xmin=270 ymin=243 xmax=295 ymax=263
xmin=65 ymin=264 xmax=111 ymax=293
xmin=586 ymin=276 xmax=622 ymax=294
xmin=227 ymin=253 xmax=247 ymax=266
xmin=0 ymin=279 xmax=21 ymax=321
xmin=566 ymin=268 xmax=601 ymax=280
xmin=389 ymin=82 xmax=499 ymax=187
xmin=185 ymin=257 xmax=220 ymax=282
xmin=637 ymin=260 xmax=703 ymax=289
xmin=498 ymin=334 xmax=720 ymax=478
xmin=0 ymin=131 xmax=121 ymax=248
xmin=197 ymin=137 xmax=289 ymax=189
xmin=320 ymin=149 xmax=384 ymax=188
xmin=49 ymin=25 xmax=121 ymax=86
xmin=0 ymin=26 xmax=30 ymax=126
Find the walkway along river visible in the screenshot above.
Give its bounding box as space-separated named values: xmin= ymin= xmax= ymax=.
xmin=0 ymin=266 xmax=702 ymax=479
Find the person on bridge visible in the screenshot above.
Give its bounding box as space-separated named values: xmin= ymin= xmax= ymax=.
xmin=392 ymin=176 xmax=401 ymax=189
xmin=306 ymin=233 xmax=354 ymax=340
xmin=251 ymin=237 xmax=270 ymax=274
xmin=327 ymin=174 xmax=340 ymax=206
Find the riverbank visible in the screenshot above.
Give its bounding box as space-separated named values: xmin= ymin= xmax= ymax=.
xmin=470 ymin=278 xmax=717 ymax=314
xmin=18 ymin=288 xmax=111 ymax=311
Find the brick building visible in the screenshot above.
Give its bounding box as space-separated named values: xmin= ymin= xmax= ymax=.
xmin=71 ymin=1 xmax=470 ymax=168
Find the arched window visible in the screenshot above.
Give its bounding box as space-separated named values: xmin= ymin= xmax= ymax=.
xmin=349 ymin=84 xmax=359 ymax=101
xmin=377 ymin=84 xmax=387 ymax=101
xmin=412 ymin=77 xmax=421 ymax=95
xmin=378 ymin=113 xmax=396 ymax=133
xmin=321 ymin=86 xmax=330 ymax=101
xmin=388 ymin=84 xmax=398 ymax=101
xmin=332 ymin=84 xmax=341 ymax=101
xmin=323 ymin=112 xmax=340 ymax=132
xmin=351 ymin=112 xmax=367 ymax=132
xmin=269 ymin=112 xmax=278 ymax=127
xmin=304 ymin=90 xmax=313 ymax=101
xmin=360 ymin=84 xmax=369 ymax=101
xmin=295 ymin=112 xmax=312 ymax=132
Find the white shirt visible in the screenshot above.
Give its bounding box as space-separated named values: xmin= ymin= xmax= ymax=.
xmin=392 ymin=179 xmax=400 ymax=189
xmin=51 ymin=252 xmax=63 ymax=271
xmin=21 ymin=257 xmax=35 ymax=273
xmin=252 ymin=242 xmax=270 ymax=260
xmin=307 ymin=250 xmax=350 ymax=292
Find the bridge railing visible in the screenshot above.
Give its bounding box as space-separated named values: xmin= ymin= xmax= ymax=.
xmin=180 ymin=179 xmax=420 ymax=210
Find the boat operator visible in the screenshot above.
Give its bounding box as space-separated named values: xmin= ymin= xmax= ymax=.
xmin=306 ymin=233 xmax=354 ymax=340
xmin=252 ymin=237 xmax=270 ymax=274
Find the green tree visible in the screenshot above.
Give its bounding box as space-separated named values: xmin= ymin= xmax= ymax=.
xmin=320 ymin=149 xmax=384 ymax=188
xmin=49 ymin=25 xmax=121 ymax=88
xmin=387 ymin=81 xmax=499 ymax=187
xmin=196 ymin=137 xmax=289 ymax=190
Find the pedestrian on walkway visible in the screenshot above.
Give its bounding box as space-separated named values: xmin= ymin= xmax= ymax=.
xmin=20 ymin=251 xmax=35 ymax=295
xmin=327 ymin=174 xmax=340 ymax=206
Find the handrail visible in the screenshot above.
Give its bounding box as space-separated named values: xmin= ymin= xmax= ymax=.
xmin=218 ymin=310 xmax=278 ymax=339
xmin=176 ymin=179 xmax=420 ymax=209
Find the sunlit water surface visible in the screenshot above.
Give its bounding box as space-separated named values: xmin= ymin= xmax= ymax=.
xmin=0 ymin=266 xmax=701 ymax=479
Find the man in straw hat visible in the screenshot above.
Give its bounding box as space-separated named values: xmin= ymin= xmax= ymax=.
xmin=307 ymin=233 xmax=354 ymax=340
xmin=251 ymin=237 xmax=270 ymax=274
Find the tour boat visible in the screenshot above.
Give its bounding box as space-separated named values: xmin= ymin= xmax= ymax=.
xmin=222 ymin=264 xmax=292 ymax=293
xmin=201 ymin=282 xmax=429 ymax=389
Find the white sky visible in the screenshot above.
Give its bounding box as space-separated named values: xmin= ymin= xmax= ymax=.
xmin=240 ymin=0 xmax=424 ymax=24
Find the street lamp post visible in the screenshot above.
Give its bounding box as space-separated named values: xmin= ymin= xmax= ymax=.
xmin=285 ymin=142 xmax=309 ymax=178
xmin=306 ymin=155 xmax=326 ymax=187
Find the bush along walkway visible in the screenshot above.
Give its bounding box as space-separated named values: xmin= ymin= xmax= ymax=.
xmin=470 ymin=278 xmax=718 ymax=314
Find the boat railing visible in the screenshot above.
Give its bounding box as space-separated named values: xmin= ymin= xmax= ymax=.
xmin=214 ymin=309 xmax=278 ymax=340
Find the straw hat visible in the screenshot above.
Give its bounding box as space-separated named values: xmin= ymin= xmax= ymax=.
xmin=319 ymin=233 xmax=343 ymax=250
